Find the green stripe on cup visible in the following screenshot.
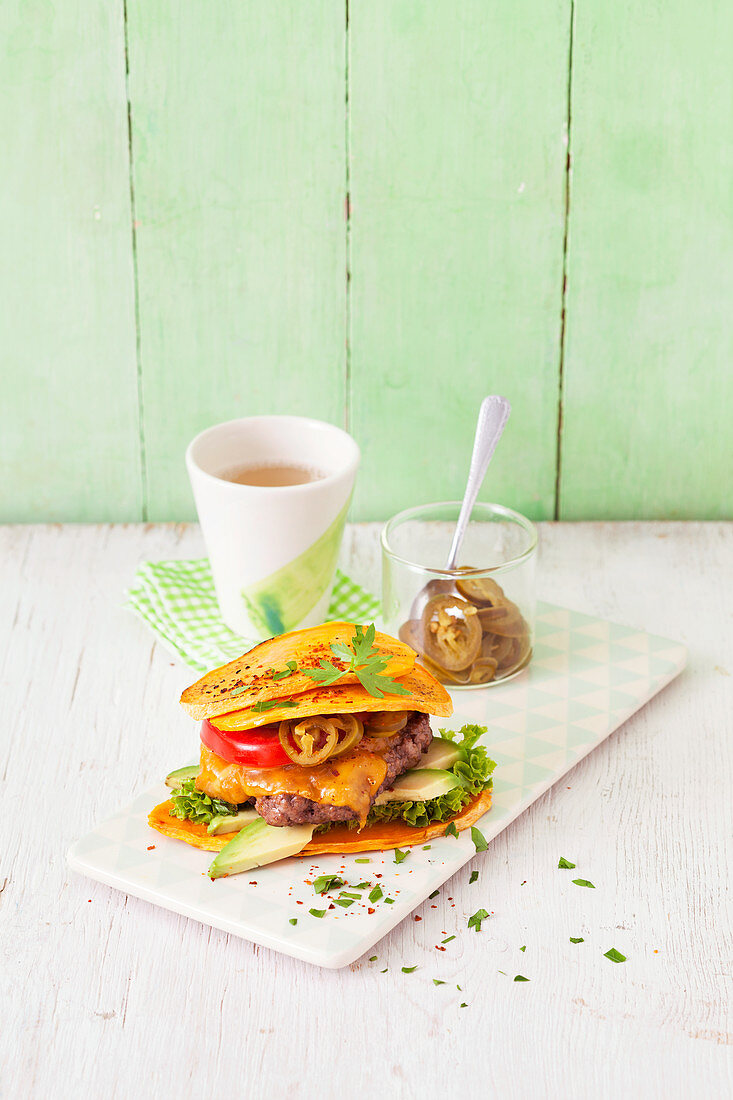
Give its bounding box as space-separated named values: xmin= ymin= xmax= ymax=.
xmin=241 ymin=499 xmax=350 ymax=635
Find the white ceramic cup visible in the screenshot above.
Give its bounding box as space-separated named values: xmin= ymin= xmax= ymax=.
xmin=186 ymin=416 xmax=360 ymax=639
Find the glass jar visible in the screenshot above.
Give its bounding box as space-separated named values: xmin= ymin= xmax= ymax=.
xmin=381 ymin=501 xmax=537 ymax=688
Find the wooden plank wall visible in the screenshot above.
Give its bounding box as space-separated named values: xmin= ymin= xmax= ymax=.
xmin=0 ymin=0 xmax=141 ymax=521
xmin=559 ymin=0 xmax=733 ymax=519
xmin=1 ymin=1 xmax=731 ymax=523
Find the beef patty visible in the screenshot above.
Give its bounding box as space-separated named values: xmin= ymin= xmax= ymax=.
xmin=255 ymin=711 xmax=433 ymax=827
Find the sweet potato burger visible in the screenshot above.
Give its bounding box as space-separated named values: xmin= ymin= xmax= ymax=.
xmin=149 ymin=622 xmax=496 ymax=878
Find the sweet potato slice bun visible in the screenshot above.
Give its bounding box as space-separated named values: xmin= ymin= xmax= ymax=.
xmin=210 ymin=663 xmax=452 ymax=732
xmin=180 ymin=622 xmax=417 ymax=721
xmin=148 ymin=789 xmax=492 ymax=856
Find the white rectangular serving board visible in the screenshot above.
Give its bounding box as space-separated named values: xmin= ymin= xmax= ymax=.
xmin=68 ymin=602 xmax=686 ymax=969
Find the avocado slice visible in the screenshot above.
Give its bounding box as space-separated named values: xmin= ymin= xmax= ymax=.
xmin=207 ymin=808 xmax=260 ymax=835
xmin=419 ymin=737 xmax=467 ymax=771
xmin=208 ymin=819 xmax=315 ymax=879
xmin=375 ymin=768 xmax=462 ymax=805
xmin=165 ymin=763 xmax=199 ymax=790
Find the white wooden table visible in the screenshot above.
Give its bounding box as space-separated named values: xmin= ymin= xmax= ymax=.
xmin=1 ymin=522 xmax=731 ymax=1099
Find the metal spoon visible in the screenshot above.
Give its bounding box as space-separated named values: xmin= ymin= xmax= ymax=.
xmin=445 ymin=394 xmax=511 ymax=569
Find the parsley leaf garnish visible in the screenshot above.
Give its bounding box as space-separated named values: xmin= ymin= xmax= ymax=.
xmin=570 ymin=937 xmax=584 ymax=944
xmin=604 ymin=947 xmax=626 ymax=963
xmin=469 ymin=871 xmax=479 ymax=884
xmin=558 ymin=857 xmax=576 ymax=869
xmin=302 ymin=623 xmax=411 ymax=699
xmin=441 ymin=935 xmax=455 ymax=944
xmin=468 ymin=908 xmax=489 ymax=932
xmin=313 ymin=874 xmax=344 ymax=895
xmin=369 ymin=956 xmax=377 ymax=962
xmin=429 ymin=889 xmax=440 ymax=899
xmin=444 ymin=822 xmax=459 ymax=838
xmin=471 ymin=826 xmax=488 ymax=851
xmin=572 ymin=878 xmax=595 ymax=889
xmin=309 ymin=908 xmax=326 ymax=918
xmin=513 ymin=975 xmax=530 ymax=982
xmin=289 ymin=918 xmax=298 ymax=926
xmin=368 ymin=885 xmax=383 ymax=903
xmin=433 ymin=979 xmax=446 ymax=986
xmin=520 ymin=945 xmax=526 ymax=952
xmin=401 ymin=965 xmax=418 ymax=973
xmin=394 ymin=848 xmax=409 ymax=864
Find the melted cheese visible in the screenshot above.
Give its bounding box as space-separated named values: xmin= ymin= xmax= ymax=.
xmin=196 ymin=744 xmax=388 ymax=825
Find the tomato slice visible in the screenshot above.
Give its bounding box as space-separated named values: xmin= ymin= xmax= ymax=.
xmin=200 ymin=719 xmax=291 ymax=768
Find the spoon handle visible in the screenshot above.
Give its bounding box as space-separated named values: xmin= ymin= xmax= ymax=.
xmin=445 ymin=395 xmax=511 ymax=570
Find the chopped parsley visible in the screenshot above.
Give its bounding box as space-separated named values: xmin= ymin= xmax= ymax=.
xmin=313 ymin=874 xmax=344 ymax=895
xmin=355 ymin=858 xmax=370 ymax=864
xmin=468 ymin=908 xmax=489 ymax=932
xmin=384 ymin=897 xmax=395 ymax=904
xmin=369 ymin=956 xmax=377 ymax=962
xmin=570 ymin=937 xmax=584 ymax=944
xmin=470 ymin=826 xmax=488 ymax=852
xmin=270 ymin=660 xmax=298 ymax=681
xmin=469 ymin=871 xmax=478 ymax=884
xmin=604 ymin=947 xmax=627 ymax=963
xmin=401 ymin=966 xmax=418 ymax=973
xmin=513 ymin=975 xmax=530 ymax=982
xmin=309 ymin=908 xmax=326 ymax=918
xmin=394 ymin=848 xmax=409 ymax=864
xmin=289 ymin=918 xmax=298 ymax=926
xmin=429 ymin=889 xmax=440 ymax=899
xmin=334 ymin=898 xmax=354 ymax=908
xmin=252 ymin=698 xmax=297 ymax=713
xmin=558 ymin=857 xmax=576 ymax=869
xmin=572 ymin=878 xmax=595 ymax=889
xmin=433 ymin=979 xmax=446 ymax=986
xmin=444 ymin=822 xmax=459 ymax=838
xmin=441 ymin=935 xmax=455 ymax=944
xmin=519 ymin=945 xmax=526 ymax=952
xmin=368 ymin=885 xmax=383 ymax=903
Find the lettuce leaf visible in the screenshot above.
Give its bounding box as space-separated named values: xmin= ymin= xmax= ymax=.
xmin=169 ymin=778 xmax=238 ymax=826
xmin=365 ymin=724 xmax=496 ymax=829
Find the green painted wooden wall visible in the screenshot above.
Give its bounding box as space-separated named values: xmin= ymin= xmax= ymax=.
xmin=2 ymin=1 xmax=731 ymax=524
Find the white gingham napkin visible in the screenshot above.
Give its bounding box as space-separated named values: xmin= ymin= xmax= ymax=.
xmin=126 ymin=560 xmax=381 ymax=671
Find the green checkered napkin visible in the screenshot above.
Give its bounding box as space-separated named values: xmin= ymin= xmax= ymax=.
xmin=126 ymin=560 xmax=381 ymax=671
